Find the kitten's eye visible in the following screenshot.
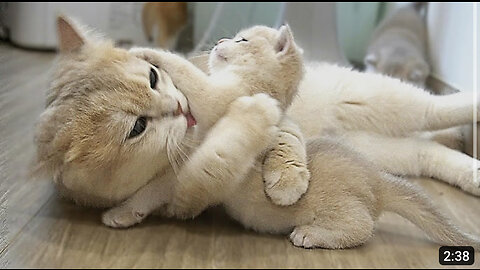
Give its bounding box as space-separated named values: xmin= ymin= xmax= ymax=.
xmin=149 ymin=68 xmax=158 ymax=89
xmin=128 ymin=117 xmax=147 ymax=139
xmin=235 ymin=37 xmax=248 ymax=43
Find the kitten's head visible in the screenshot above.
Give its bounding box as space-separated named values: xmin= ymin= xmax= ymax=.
xmin=208 ymin=25 xmax=304 ymax=108
xmin=33 ymin=16 xmax=193 ymax=207
xmin=364 ymin=47 xmax=430 ymax=87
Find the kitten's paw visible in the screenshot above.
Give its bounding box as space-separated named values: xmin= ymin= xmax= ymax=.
xmin=263 ymin=156 xmax=310 ymax=206
xmin=289 ymin=226 xmax=319 ymax=249
xmin=129 ymin=47 xmax=170 ymax=66
xmin=102 ymin=205 xmax=146 ymax=228
xmin=129 ymin=47 xmax=159 ymax=62
xmin=229 ymin=93 xmax=282 ymax=128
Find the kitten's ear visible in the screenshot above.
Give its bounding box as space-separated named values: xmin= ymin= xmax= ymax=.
xmin=275 ymin=24 xmax=295 ymax=56
xmin=364 ymin=53 xmax=377 ymax=66
xmin=57 ymin=15 xmax=86 ymax=53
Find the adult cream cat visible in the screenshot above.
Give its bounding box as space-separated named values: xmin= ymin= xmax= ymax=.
xmin=33 ymin=16 xmax=307 ymax=209
xmin=34 ymin=16 xmax=480 ymax=249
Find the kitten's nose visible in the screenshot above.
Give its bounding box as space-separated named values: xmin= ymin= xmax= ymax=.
xmin=217 ymin=38 xmax=229 ymax=45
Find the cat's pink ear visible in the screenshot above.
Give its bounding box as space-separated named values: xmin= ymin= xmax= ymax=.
xmin=57 ymin=15 xmax=85 ymax=53
xmin=275 ymin=24 xmax=295 ymax=56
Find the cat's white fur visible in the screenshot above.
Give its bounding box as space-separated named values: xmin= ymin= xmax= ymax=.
xmin=36 ymin=17 xmax=480 ymax=249
xmin=108 ymin=27 xmax=480 ymax=248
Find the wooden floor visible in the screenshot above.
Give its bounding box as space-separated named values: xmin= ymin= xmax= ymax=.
xmin=1 ymin=42 xmax=479 ymax=268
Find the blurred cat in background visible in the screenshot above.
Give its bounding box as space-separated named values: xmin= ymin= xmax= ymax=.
xmin=364 ymin=3 xmax=475 ymax=156
xmin=364 ymin=3 xmax=429 ymax=88
xmin=142 ymin=2 xmax=188 ymax=50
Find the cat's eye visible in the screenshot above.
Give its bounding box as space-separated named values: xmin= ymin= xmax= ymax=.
xmin=149 ymin=68 xmax=158 ymax=89
xmin=128 ymin=117 xmax=147 ymax=139
xmin=235 ymin=37 xmax=248 ymax=43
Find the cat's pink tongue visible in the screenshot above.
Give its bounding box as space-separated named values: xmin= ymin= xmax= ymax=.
xmin=186 ymin=112 xmax=197 ymax=128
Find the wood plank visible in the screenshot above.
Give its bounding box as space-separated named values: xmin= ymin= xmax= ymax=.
xmin=0 ymin=43 xmax=56 ymax=254
xmin=3 ymin=180 xmax=479 ymax=268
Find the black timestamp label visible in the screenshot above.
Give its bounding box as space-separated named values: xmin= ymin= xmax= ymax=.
xmin=439 ymin=246 xmax=474 ymax=265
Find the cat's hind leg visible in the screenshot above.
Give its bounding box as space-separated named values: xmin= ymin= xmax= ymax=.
xmin=335 ymin=81 xmax=476 ymax=136
xmin=290 ymin=206 xmax=375 ymax=249
xmin=343 ymin=131 xmax=480 ymax=196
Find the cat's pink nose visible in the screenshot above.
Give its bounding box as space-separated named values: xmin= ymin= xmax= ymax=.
xmin=217 ymin=38 xmax=229 ymax=45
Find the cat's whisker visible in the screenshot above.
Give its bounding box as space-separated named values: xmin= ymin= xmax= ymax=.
xmin=166 ymin=136 xmax=182 ymax=175
xmin=180 ymin=137 xmax=200 ymax=148
xmin=174 ymin=140 xmax=190 ymax=165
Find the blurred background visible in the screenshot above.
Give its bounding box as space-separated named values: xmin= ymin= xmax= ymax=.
xmin=0 ymin=2 xmax=478 ymax=95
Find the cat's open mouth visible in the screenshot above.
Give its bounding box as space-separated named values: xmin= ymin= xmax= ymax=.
xmin=175 ymin=101 xmax=197 ymax=128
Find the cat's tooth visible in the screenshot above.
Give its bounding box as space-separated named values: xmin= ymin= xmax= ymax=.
xmin=174 ymin=101 xmax=183 ymax=116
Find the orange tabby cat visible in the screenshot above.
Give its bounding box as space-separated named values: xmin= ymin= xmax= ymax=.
xmin=142 ymin=2 xmax=188 ymax=50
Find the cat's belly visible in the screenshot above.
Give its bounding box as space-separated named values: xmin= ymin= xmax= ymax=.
xmin=287 ymin=63 xmax=351 ymax=138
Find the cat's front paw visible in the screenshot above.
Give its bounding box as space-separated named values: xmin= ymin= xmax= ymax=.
xmin=263 ymin=155 xmax=310 ymax=206
xmin=129 ymin=47 xmax=170 ymax=67
xmin=228 ymin=93 xmax=282 ymax=131
xmin=102 ymin=204 xmax=147 ymax=228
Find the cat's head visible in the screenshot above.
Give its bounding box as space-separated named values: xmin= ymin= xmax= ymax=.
xmin=364 ymin=48 xmax=430 ymax=88
xmin=208 ymin=25 xmax=304 ymax=108
xmin=33 ymin=16 xmax=193 ymax=207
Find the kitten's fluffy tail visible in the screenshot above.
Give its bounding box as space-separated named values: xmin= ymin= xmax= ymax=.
xmin=380 ymin=174 xmax=480 ymax=249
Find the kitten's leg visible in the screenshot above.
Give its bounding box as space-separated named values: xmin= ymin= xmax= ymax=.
xmin=169 ymin=94 xmax=281 ymax=219
xmin=263 ymin=116 xmax=310 ymax=206
xmin=101 ymin=172 xmax=174 ymax=228
xmin=336 ymin=85 xmax=476 ymax=136
xmin=290 ymin=206 xmax=374 ymax=249
xmin=343 ymin=132 xmax=480 ymax=196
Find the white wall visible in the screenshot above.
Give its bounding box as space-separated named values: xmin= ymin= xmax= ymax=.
xmin=6 ymin=2 xmax=148 ymax=49
xmin=383 ymin=2 xmax=476 ymax=92
xmin=427 ymin=2 xmax=475 ymax=92
xmin=477 ymin=3 xmax=479 ymax=94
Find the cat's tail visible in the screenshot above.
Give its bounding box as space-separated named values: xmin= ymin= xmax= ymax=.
xmin=380 ymin=173 xmax=480 ymax=249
